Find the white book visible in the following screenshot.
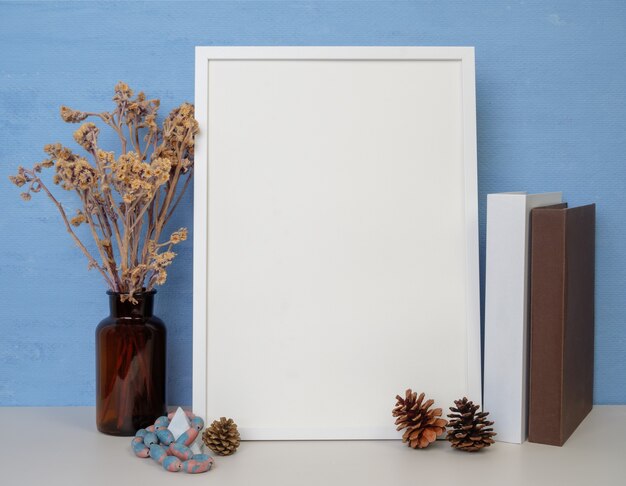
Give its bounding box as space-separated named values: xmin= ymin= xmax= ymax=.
xmin=483 ymin=192 xmax=562 ymax=443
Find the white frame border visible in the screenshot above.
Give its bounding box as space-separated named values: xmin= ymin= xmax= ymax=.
xmin=193 ymin=46 xmax=480 ymax=437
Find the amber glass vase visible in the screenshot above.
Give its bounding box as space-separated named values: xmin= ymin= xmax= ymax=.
xmin=96 ymin=290 xmax=166 ymax=435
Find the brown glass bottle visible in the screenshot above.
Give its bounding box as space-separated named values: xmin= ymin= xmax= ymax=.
xmin=96 ymin=290 xmax=166 ymax=435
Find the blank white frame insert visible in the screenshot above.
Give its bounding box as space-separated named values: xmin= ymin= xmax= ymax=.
xmin=193 ymin=46 xmax=480 ymax=440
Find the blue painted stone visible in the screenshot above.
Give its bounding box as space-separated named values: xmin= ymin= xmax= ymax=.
xmin=191 ymin=416 xmax=204 ymax=431
xmin=143 ymin=432 xmax=158 ymax=447
xmin=156 ymin=429 xmax=175 ymax=445
xmin=175 ymin=427 xmax=198 ymax=446
xmin=169 ymin=442 xmax=193 ymax=461
xmin=149 ymin=444 xmax=168 ymax=464
xmin=182 ymin=454 xmax=213 ymax=473
xmin=162 ymin=456 xmax=182 ymax=472
xmin=192 ymin=453 xmax=212 ymax=462
xmin=131 ymin=436 xmax=149 ymax=458
xmin=155 ymin=416 xmax=170 ymax=429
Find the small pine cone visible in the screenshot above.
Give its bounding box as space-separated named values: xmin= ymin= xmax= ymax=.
xmin=446 ymin=397 xmax=496 ymax=452
xmin=392 ymin=389 xmax=448 ymax=449
xmin=202 ymin=417 xmax=241 ymax=456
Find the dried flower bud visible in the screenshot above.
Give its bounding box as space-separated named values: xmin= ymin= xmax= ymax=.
xmin=162 ymin=103 xmax=199 ymax=150
xmin=20 ymin=192 xmax=31 ymax=201
xmin=156 ymin=251 xmax=176 ymax=267
xmin=73 ymin=122 xmax=99 ymax=151
xmin=44 ymin=143 xmax=59 ymax=156
xmin=142 ymin=113 xmax=158 ymax=132
xmin=170 ymin=228 xmax=188 ymax=244
xmin=155 ymin=270 xmax=167 ymax=285
xmin=9 ymin=174 xmax=27 ymax=187
xmin=60 ymin=106 xmax=88 ymax=123
xmin=180 ymin=158 xmax=193 ymax=173
xmin=55 ymin=156 xmax=98 ymax=191
xmin=112 ymin=152 xmax=170 ymax=205
xmin=96 ymin=149 xmax=115 ymax=165
xmin=44 ymin=143 xmax=74 ymax=160
xmin=113 ymin=81 xmax=133 ymax=104
xmin=70 ymin=211 xmax=87 ymax=227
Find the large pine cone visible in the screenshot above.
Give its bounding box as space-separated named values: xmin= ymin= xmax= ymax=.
xmin=446 ymin=397 xmax=496 ymax=452
xmin=202 ymin=417 xmax=241 ymax=456
xmin=392 ymin=389 xmax=448 ymax=449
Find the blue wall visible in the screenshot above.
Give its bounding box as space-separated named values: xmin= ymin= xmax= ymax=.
xmin=1 ymin=1 xmax=625 ymax=406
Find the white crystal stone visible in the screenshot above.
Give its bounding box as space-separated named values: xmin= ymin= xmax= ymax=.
xmin=167 ymin=407 xmax=191 ymax=440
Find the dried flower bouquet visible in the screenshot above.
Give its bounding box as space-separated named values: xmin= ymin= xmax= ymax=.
xmin=9 ymin=82 xmax=198 ymax=301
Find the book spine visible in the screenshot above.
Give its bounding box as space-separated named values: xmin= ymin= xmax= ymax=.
xmin=484 ymin=195 xmax=527 ymax=443
xmin=561 ymin=205 xmax=595 ymax=443
xmin=528 ymin=210 xmax=566 ymax=446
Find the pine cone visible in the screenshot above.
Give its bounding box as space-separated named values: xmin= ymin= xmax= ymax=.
xmin=446 ymin=397 xmax=496 ymax=452
xmin=392 ymin=389 xmax=448 ymax=449
xmin=202 ymin=417 xmax=241 ymax=456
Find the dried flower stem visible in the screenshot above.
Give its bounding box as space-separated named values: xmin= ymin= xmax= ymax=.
xmin=30 ymin=171 xmax=114 ymax=287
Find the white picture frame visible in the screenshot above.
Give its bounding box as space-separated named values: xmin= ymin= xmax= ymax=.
xmin=193 ymin=46 xmax=480 ymax=440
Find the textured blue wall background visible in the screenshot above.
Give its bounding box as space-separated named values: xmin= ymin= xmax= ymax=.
xmin=1 ymin=1 xmax=625 ymax=406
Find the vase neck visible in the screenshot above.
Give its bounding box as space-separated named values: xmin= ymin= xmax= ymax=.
xmin=108 ymin=291 xmax=155 ymax=319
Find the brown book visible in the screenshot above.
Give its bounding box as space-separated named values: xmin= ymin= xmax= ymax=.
xmin=528 ymin=204 xmax=595 ymax=446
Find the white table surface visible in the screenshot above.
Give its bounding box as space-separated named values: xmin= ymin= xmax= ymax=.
xmin=1 ymin=406 xmax=624 ymax=485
